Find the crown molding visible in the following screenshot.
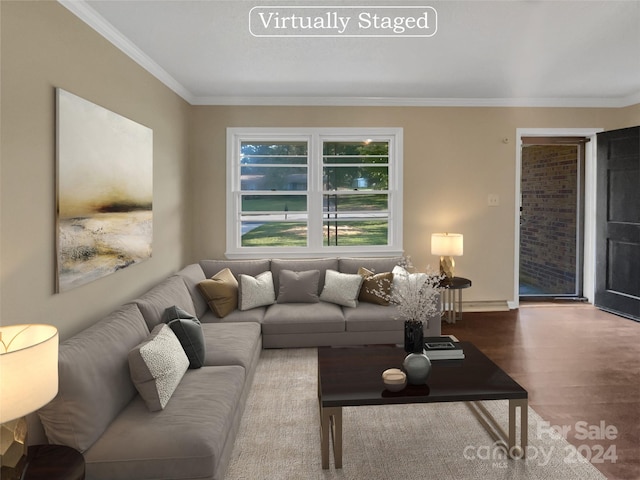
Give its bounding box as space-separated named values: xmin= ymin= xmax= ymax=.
xmin=59 ymin=1 xmax=639 ymax=109
xmin=622 ymin=90 xmax=640 ymax=107
xmin=191 ymin=94 xmax=640 ymax=108
xmin=58 ymin=0 xmax=195 ymax=104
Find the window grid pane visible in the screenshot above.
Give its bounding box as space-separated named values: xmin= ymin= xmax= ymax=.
xmin=242 ymin=221 xmax=308 ymax=247
xmin=242 ymin=194 xmax=307 ymax=212
xmin=323 ymin=156 xmax=389 ymax=165
xmin=323 ymin=166 xmax=389 ymax=190
xmin=240 ymin=166 xmax=308 ymax=191
xmin=323 ymin=141 xmax=388 ymax=155
xmin=241 ymin=156 xmax=307 ymax=165
xmin=323 ymin=194 xmax=388 ymax=212
xmin=323 ymin=220 xmax=389 ymax=247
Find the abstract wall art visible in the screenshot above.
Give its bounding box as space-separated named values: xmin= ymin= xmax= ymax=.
xmin=56 ymin=88 xmax=153 ymax=292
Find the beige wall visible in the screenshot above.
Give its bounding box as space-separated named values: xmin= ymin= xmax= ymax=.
xmin=0 ymin=1 xmax=191 ymax=339
xmin=190 ymin=105 xmax=639 ymax=307
xmin=617 ymin=103 xmax=640 ymax=127
xmin=1 ymin=2 xmax=638 ymax=339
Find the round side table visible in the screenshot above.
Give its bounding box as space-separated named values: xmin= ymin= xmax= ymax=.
xmin=440 ymin=276 xmax=472 ymax=324
xmin=23 ymin=445 xmax=85 ymax=480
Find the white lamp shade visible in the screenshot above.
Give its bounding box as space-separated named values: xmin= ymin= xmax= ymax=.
xmin=431 ymin=233 xmax=464 ymax=256
xmin=0 ymin=324 xmax=58 ymax=423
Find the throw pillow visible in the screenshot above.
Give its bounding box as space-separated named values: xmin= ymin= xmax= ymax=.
xmin=358 ymin=267 xmax=394 ymax=306
xmin=162 ymin=306 xmax=205 ymax=369
xmin=320 ymin=269 xmax=364 ymax=308
xmin=277 ymin=269 xmax=320 ymax=303
xmin=197 ymin=268 xmax=238 ymax=318
xmin=238 ymin=271 xmax=276 ymax=310
xmin=128 ymin=324 xmax=189 ymax=412
xmin=392 ymin=265 xmax=428 ymax=296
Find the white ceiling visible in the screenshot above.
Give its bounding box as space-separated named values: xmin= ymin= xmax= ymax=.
xmin=63 ymin=0 xmax=640 ymax=107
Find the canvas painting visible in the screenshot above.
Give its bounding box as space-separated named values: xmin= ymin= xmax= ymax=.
xmin=56 ymin=88 xmax=153 ymax=292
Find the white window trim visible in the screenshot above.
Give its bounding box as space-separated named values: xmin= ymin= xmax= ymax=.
xmin=226 ymin=127 xmax=403 ymax=259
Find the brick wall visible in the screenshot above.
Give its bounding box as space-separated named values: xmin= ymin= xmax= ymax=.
xmin=520 ymin=145 xmax=577 ymax=294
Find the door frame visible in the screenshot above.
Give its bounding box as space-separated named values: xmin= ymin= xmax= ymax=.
xmin=512 ymin=128 xmax=603 ymax=309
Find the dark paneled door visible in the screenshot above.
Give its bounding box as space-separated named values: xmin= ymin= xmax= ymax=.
xmin=595 ymin=126 xmax=640 ymax=321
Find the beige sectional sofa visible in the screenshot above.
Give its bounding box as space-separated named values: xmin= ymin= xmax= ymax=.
xmin=27 ymin=256 xmax=440 ymax=480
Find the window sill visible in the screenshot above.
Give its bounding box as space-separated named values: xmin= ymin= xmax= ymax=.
xmin=224 ymin=247 xmax=405 ymax=260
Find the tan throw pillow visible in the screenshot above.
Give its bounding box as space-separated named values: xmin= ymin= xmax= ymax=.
xmin=128 ymin=324 xmax=189 ymax=412
xmin=197 ymin=268 xmax=238 ymax=318
xmin=358 ymin=267 xmax=393 ymax=306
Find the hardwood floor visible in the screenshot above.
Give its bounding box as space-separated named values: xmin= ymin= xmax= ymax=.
xmin=441 ymin=303 xmax=640 ymax=480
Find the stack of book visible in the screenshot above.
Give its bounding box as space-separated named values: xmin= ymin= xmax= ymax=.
xmin=423 ymin=335 xmax=465 ymax=360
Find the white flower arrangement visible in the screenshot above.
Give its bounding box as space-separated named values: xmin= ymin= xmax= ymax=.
xmin=370 ymin=257 xmax=443 ymax=328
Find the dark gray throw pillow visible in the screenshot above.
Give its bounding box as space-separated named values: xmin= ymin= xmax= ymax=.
xmin=162 ymin=305 xmax=206 ymax=369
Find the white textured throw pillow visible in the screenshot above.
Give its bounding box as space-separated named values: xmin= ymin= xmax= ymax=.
xmin=128 ymin=324 xmax=189 ymax=412
xmin=320 ymin=269 xmax=364 ymax=308
xmin=238 ymin=271 xmax=276 ymax=310
xmin=392 ymin=265 xmax=427 ymax=295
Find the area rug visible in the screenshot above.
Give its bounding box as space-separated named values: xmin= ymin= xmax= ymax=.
xmin=225 ymin=348 xmax=606 ymax=480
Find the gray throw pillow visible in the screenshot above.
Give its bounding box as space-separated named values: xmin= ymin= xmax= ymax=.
xmin=162 ymin=306 xmax=205 ymax=369
xmin=277 ymin=269 xmax=320 ymax=303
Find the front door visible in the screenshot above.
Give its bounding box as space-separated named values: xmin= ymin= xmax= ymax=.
xmin=595 ymin=126 xmax=640 ymax=321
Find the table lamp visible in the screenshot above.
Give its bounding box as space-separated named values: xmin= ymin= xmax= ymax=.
xmin=431 ymin=233 xmax=464 ymax=279
xmin=0 ymin=324 xmax=58 ymax=477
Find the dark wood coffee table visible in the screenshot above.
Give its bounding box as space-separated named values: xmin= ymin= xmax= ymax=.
xmin=317 ymin=343 xmax=528 ymax=469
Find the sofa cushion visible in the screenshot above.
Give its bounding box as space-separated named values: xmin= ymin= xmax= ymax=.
xmin=201 ymin=322 xmax=262 ymax=370
xmin=358 ymin=267 xmax=394 ymax=305
xmin=277 ymin=269 xmax=320 ymax=303
xmin=83 ymin=365 xmax=245 ymax=480
xmin=174 ymin=264 xmax=209 ymax=319
xmin=262 ymin=302 xmax=345 ymax=334
xmin=344 ymin=303 xmax=403 ymax=332
xmin=133 ymin=276 xmax=197 ymax=331
xmin=320 ymin=269 xmax=363 ymax=308
xmin=37 ymin=304 xmax=149 ymax=453
xmin=271 ymin=258 xmax=338 ymax=294
xmin=338 ymin=256 xmax=403 ymax=274
xmin=162 ymin=306 xmax=206 ymax=369
xmin=199 ymin=306 xmax=267 ymax=324
xmin=238 ymin=271 xmax=275 ymax=310
xmin=200 ymin=259 xmax=270 ymax=279
xmin=128 ymin=324 xmax=190 ymax=412
xmin=197 ymin=268 xmax=238 ymax=318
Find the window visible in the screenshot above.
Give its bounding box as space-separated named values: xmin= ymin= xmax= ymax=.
xmin=226 ymin=128 xmax=403 ymax=258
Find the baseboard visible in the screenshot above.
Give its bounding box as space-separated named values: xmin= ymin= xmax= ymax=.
xmin=457 ymin=300 xmax=511 ymax=312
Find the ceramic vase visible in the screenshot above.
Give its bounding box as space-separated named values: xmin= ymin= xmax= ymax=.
xmin=404 ymin=320 xmax=424 ymax=353
xmin=403 ymin=352 xmax=432 ymax=385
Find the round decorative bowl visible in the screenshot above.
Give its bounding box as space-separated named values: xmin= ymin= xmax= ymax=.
xmin=382 ymin=368 xmax=407 ymax=392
